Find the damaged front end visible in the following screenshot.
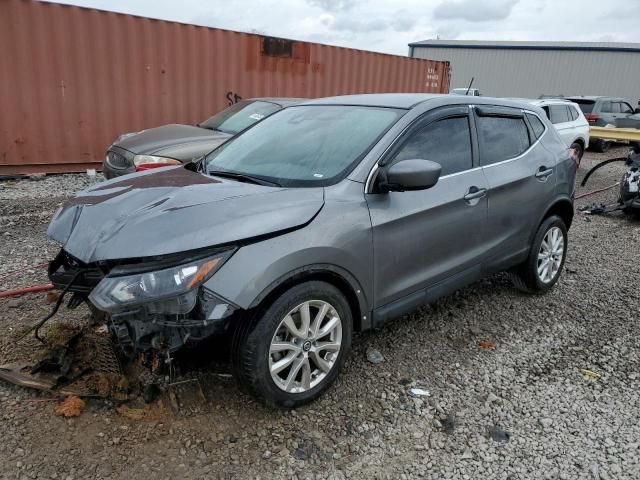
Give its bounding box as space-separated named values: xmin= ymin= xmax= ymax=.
xmin=48 ymin=248 xmax=241 ymax=356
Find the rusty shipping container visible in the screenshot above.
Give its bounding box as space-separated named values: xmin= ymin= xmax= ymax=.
xmin=0 ymin=0 xmax=450 ymax=174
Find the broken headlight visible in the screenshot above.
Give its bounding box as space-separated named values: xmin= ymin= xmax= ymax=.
xmin=88 ymin=250 xmax=234 ymax=314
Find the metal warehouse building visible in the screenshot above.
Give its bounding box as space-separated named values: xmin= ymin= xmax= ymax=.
xmin=409 ymin=40 xmax=640 ymax=102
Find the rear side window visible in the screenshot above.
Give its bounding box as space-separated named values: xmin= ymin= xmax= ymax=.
xmin=526 ymin=113 xmax=546 ymax=138
xmin=547 ymin=105 xmax=571 ymax=124
xmin=477 ymin=116 xmax=531 ymax=166
xmin=393 ymin=116 xmax=473 ymax=176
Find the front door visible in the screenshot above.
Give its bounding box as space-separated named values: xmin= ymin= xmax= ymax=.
xmin=366 ymin=106 xmax=489 ymax=313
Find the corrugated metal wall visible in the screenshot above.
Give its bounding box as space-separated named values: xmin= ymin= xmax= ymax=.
xmin=0 ymin=0 xmax=450 ymax=174
xmin=411 ymin=46 xmax=640 ymax=102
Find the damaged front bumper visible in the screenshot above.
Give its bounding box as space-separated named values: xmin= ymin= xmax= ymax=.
xmin=48 ymin=249 xmax=242 ymax=354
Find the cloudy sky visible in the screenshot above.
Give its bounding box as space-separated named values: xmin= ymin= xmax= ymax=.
xmin=44 ymin=0 xmax=640 ymax=55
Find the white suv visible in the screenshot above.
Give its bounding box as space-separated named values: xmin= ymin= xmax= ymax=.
xmin=528 ymin=99 xmax=589 ymax=160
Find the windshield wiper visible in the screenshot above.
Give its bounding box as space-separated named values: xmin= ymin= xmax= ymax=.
xmin=207 ymin=169 xmax=281 ymax=187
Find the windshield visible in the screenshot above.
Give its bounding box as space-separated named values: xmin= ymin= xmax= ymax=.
xmin=199 ymin=100 xmax=281 ymax=134
xmin=204 ymin=105 xmax=402 ymax=187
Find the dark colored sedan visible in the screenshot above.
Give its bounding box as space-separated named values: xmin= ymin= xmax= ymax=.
xmin=102 ymin=98 xmax=302 ymax=179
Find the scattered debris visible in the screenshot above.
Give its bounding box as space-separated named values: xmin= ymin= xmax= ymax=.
xmin=409 ymin=387 xmax=430 ymax=398
xmin=443 ymin=413 xmax=456 ymax=434
xmin=0 ymin=325 xmax=125 ymax=398
xmin=54 ymin=395 xmax=85 ymax=417
xmin=117 ymin=400 xmax=168 ymax=421
xmin=479 ymin=339 xmax=496 ymax=350
xmin=45 ymin=291 xmax=59 ymax=304
xmin=487 ymin=425 xmax=510 ymax=444
xmin=366 ymin=346 xmax=385 ymax=364
xmin=580 ymin=369 xmax=601 ymax=379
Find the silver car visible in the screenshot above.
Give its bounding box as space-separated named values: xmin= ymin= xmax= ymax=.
xmin=47 ymin=94 xmax=576 ymax=407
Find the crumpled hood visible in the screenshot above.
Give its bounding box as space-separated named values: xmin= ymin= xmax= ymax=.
xmin=48 ymin=167 xmax=324 ymax=263
xmin=115 ymin=124 xmax=231 ymax=158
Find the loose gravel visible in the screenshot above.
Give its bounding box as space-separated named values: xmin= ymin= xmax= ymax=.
xmin=1 ymin=149 xmax=639 ymax=480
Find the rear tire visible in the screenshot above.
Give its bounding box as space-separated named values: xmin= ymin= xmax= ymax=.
xmin=510 ymin=215 xmax=568 ymax=294
xmin=231 ymin=281 xmax=352 ymax=408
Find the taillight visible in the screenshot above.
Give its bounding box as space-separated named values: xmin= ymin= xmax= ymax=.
xmin=584 ymin=114 xmax=599 ymax=122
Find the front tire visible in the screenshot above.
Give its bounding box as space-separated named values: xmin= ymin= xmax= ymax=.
xmin=232 ymin=281 xmax=352 ymax=408
xmin=510 ymin=215 xmax=568 ymax=294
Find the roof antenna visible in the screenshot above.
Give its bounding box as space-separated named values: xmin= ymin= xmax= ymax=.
xmin=465 ymin=77 xmax=475 ymax=96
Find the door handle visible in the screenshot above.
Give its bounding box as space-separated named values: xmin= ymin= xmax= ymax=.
xmin=463 ymin=186 xmax=487 ymax=201
xmin=535 ymin=166 xmax=554 ymax=180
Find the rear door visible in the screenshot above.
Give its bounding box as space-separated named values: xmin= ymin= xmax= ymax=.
xmin=367 ymin=106 xmax=489 ymax=309
xmin=474 ymin=106 xmax=557 ymax=267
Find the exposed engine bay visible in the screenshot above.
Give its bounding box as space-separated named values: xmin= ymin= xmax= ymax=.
xmin=578 ymin=143 xmax=640 ymax=216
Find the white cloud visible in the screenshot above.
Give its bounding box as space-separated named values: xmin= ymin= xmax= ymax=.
xmin=433 ymin=0 xmax=519 ymax=22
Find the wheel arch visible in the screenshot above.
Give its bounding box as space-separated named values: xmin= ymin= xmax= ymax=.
xmin=540 ymin=197 xmax=574 ymax=231
xmin=248 ymin=264 xmax=371 ymax=332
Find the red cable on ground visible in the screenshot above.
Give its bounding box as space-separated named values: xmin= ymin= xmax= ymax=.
xmin=0 ymin=283 xmax=54 ymax=299
xmin=575 ymin=183 xmax=620 ymax=200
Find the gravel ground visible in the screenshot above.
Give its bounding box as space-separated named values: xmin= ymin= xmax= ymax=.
xmin=0 ymin=149 xmax=639 ymax=480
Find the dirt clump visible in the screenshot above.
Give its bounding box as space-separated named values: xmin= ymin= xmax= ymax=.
xmin=53 ymin=395 xmax=85 ymax=417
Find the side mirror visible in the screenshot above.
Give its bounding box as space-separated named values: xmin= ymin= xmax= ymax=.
xmin=378 ymin=159 xmax=442 ymax=192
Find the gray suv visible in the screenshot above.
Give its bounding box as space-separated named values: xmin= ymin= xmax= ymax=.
xmin=566 ymin=96 xmax=638 ymax=152
xmin=47 ymin=94 xmax=576 ymax=407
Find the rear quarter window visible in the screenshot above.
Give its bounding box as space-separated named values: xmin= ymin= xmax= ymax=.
xmin=477 ymin=116 xmax=531 ymax=166
xmin=526 ymin=113 xmax=546 ymax=138
xmin=547 ymin=105 xmax=571 ymax=124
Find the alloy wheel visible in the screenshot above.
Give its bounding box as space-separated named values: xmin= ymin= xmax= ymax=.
xmin=269 ymin=300 xmax=342 ymax=393
xmin=537 ymin=226 xmax=565 ymax=283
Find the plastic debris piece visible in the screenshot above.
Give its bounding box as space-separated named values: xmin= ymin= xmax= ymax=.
xmin=86 ymin=168 xmax=97 ymax=177
xmin=443 ymin=413 xmax=456 ymax=434
xmin=580 ymin=369 xmax=601 ymax=379
xmin=54 ymin=395 xmax=85 ymax=417
xmin=479 ymin=339 xmax=496 ymax=350
xmin=409 ymin=387 xmax=430 ymax=397
xmin=45 ymin=291 xmax=59 ymax=304
xmin=366 ymin=346 xmax=385 ymax=364
xmin=487 ymin=425 xmax=510 ymax=444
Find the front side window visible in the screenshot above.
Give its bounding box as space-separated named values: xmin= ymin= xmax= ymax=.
xmin=477 ymin=116 xmax=531 ymax=166
xmin=620 ymin=102 xmax=634 ymax=114
xmin=199 ymin=101 xmax=282 ymax=134
xmin=392 ymin=116 xmax=473 ymax=176
xmin=204 ymin=105 xmax=402 ymax=187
